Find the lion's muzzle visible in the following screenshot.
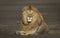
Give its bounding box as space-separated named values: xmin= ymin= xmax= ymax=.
xmin=27 ymin=16 xmax=32 ymax=23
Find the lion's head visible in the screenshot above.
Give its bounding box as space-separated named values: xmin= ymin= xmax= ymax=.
xmin=22 ymin=6 xmax=41 ymax=25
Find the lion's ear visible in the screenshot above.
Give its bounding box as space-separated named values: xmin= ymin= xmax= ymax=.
xmin=22 ymin=6 xmax=26 ymax=11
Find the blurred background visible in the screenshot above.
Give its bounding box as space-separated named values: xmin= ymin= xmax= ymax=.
xmin=0 ymin=0 xmax=60 ymax=38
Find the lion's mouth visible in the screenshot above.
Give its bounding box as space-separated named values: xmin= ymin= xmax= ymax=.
xmin=27 ymin=16 xmax=32 ymax=23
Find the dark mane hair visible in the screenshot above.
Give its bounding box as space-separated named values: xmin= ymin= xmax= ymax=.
xmin=29 ymin=5 xmax=31 ymax=10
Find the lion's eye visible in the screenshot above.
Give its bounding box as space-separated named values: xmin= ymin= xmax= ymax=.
xmin=26 ymin=11 xmax=34 ymax=16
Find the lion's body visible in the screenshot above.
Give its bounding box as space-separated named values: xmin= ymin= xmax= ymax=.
xmin=16 ymin=6 xmax=48 ymax=36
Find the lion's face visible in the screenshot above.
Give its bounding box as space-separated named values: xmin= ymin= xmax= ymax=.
xmin=22 ymin=10 xmax=34 ymax=24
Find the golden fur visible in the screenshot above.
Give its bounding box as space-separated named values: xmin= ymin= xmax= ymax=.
xmin=16 ymin=6 xmax=48 ymax=36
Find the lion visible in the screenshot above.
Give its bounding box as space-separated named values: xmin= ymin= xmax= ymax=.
xmin=16 ymin=5 xmax=48 ymax=36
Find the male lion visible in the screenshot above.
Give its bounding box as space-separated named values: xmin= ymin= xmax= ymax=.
xmin=16 ymin=5 xmax=48 ymax=36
